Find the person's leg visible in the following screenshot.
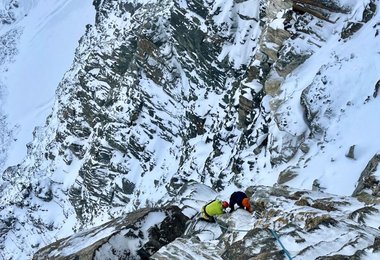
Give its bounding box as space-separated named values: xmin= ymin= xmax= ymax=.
xmin=199 ymin=216 xmax=215 ymax=223
xmin=199 ymin=209 xmax=215 ymax=222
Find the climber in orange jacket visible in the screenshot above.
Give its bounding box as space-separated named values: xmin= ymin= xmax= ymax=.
xmin=229 ymin=191 xmax=253 ymax=213
xmin=200 ymin=199 xmax=229 ymax=223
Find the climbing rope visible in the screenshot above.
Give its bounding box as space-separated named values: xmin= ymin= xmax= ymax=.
xmin=185 ymin=212 xmax=293 ymax=260
xmin=184 ymin=215 xmax=219 ymax=238
xmin=268 ymin=228 xmax=293 ymax=260
xmin=217 ymin=220 xmax=293 ymax=260
xmin=184 ymin=212 xmax=201 ymax=236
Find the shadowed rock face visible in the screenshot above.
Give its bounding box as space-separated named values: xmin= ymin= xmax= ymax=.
xmin=33 ymin=205 xmax=188 ymax=260
xmin=352 ymin=154 xmax=380 ymax=201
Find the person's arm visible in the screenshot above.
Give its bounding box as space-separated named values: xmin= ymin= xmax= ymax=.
xmin=229 ymin=200 xmax=235 ymax=212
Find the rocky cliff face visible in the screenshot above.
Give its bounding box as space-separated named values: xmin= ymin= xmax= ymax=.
xmin=1 ymin=0 xmax=380 ymax=259
xmin=34 ymin=184 xmax=380 ymax=259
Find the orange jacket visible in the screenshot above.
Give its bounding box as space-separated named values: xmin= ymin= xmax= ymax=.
xmin=229 ymin=191 xmax=253 ymax=213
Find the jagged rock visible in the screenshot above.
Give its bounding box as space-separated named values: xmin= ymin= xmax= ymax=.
xmin=265 ymin=72 xmax=284 ymax=97
xmin=299 ymin=67 xmax=335 ymax=138
xmin=260 ymin=27 xmax=291 ymax=62
xmin=291 ymin=0 xmax=351 ymax=13
xmin=0 ymin=0 xmax=26 ymax=26
xmin=374 ymin=80 xmax=380 ymax=98
xmin=222 ymin=228 xmax=281 ymax=260
xmin=266 ymin=0 xmax=294 ymax=20
xmin=299 ymin=142 xmax=310 ymax=153
xmin=186 ymin=112 xmax=206 ymax=138
xmin=295 ymin=197 xmax=310 ymax=206
xmin=292 ymin=4 xmax=333 ymax=23
xmin=311 ymin=179 xmax=327 ymax=193
xmin=352 ymin=154 xmax=380 ymax=198
xmin=275 ymin=43 xmax=312 ymax=77
xmin=373 ymin=237 xmax=380 ymax=252
xmin=2 ymin=0 xmax=380 ymax=259
xmin=277 ymin=167 xmax=298 ymax=184
xmin=305 ymin=214 xmax=338 ymax=231
xmin=67 ymin=143 xmax=86 ymax=159
xmin=246 ymin=65 xmax=261 ymax=81
xmin=34 ymin=179 xmax=53 ymax=202
xmin=341 ymin=22 xmax=365 ymax=40
xmin=341 ymin=0 xmax=376 ymax=39
xmin=315 ymin=254 xmax=361 ymax=260
xmin=311 ymin=199 xmax=337 ymax=212
xmin=238 ymin=95 xmax=253 ymax=128
xmin=151 ymin=236 xmax=224 ymax=259
xmin=312 ymin=179 xmax=321 ymax=191
xmin=349 ymin=206 xmax=379 ymax=224
xmin=254 ymin=1 xmax=293 ymax=91
xmin=269 ymin=133 xmax=306 ymax=164
xmin=291 ymin=0 xmax=352 ymax=24
xmin=1 ymin=165 xmax=19 ymax=183
xmin=0 ymin=215 xmax=15 ymax=238
xmin=33 ymin=206 xmax=188 ymax=260
xmin=346 ymin=145 xmax=356 ymax=160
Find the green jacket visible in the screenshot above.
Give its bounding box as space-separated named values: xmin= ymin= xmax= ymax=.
xmin=203 ymin=200 xmax=224 ymax=217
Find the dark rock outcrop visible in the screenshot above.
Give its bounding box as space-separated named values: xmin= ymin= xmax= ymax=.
xmin=352 ymin=154 xmax=380 ymax=201
xmin=341 ymin=0 xmax=376 ymax=39
xmin=33 ymin=205 xmax=188 ymax=260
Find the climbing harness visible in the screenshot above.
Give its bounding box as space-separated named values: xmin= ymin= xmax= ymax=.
xmin=184 ymin=213 xmax=201 ymax=236
xmin=202 ymin=200 xmax=215 ymax=220
xmin=268 ymin=228 xmax=293 ymax=260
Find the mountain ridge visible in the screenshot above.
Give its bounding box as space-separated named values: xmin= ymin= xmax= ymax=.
xmin=1 ymin=0 xmax=380 ymax=258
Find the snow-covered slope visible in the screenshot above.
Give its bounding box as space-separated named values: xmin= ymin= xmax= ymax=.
xmin=268 ymin=0 xmax=380 ymax=196
xmin=0 ymin=0 xmax=95 ymax=172
xmin=1 ymin=0 xmax=380 ymax=259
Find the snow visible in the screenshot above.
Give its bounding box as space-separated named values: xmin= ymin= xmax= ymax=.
xmin=0 ymin=0 xmax=95 ymax=172
xmin=1 ymin=0 xmax=380 ymax=258
xmin=212 ymin=0 xmax=261 ymax=68
xmin=269 ymin=11 xmax=286 ymax=30
xmin=31 ymin=209 xmax=166 ymax=257
xmin=58 ymin=225 xmax=117 ymax=256
xmin=264 ymin=0 xmax=380 ymax=196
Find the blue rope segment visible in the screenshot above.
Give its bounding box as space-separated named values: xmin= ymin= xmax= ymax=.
xmin=268 ymin=228 xmax=292 ymax=260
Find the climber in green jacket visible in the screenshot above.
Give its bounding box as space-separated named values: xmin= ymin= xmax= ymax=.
xmin=200 ymin=199 xmax=229 ymax=223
